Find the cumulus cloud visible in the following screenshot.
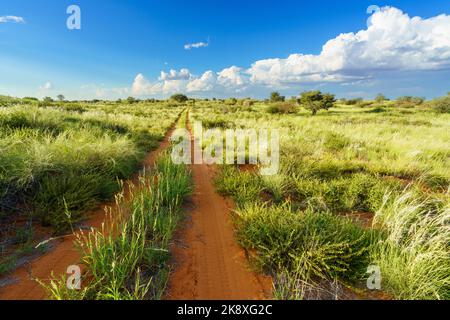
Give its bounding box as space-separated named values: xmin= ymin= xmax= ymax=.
xmin=40 ymin=82 xmax=53 ymax=90
xmin=160 ymin=68 xmax=192 ymax=81
xmin=218 ymin=66 xmax=247 ymax=88
xmin=184 ymin=41 xmax=209 ymax=50
xmin=248 ymin=7 xmax=450 ymax=86
xmin=186 ymin=71 xmax=216 ymax=92
xmin=0 ymin=16 xmax=25 ymax=24
xmin=131 ymin=7 xmax=450 ymax=96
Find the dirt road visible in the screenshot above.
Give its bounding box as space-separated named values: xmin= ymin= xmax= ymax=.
xmin=166 ymin=120 xmax=272 ymax=300
xmin=0 ymin=127 xmax=175 ymax=300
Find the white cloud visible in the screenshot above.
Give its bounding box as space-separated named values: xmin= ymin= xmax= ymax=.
xmin=0 ymin=16 xmax=25 ymax=24
xmin=187 ymin=71 xmax=216 ymax=92
xmin=40 ymin=82 xmax=53 ymax=90
xmin=184 ymin=41 xmax=209 ymax=50
xmin=218 ymin=66 xmax=247 ymax=88
xmin=132 ymin=73 xmax=163 ymax=95
xmin=130 ymin=7 xmax=450 ymax=97
xmin=248 ymin=7 xmax=450 ymax=86
xmin=159 ymin=68 xmax=192 ymax=81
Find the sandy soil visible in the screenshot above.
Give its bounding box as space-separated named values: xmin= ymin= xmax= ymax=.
xmin=0 ymin=128 xmax=175 ymax=300
xmin=166 ymin=120 xmax=272 ymax=300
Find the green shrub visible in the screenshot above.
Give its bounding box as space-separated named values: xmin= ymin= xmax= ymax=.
xmin=266 ymin=102 xmax=297 ymax=114
xmin=235 ymin=204 xmax=373 ymax=281
xmin=429 ymin=96 xmax=450 ymax=113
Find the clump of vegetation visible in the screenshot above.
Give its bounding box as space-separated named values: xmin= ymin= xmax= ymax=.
xmin=235 ymin=204 xmax=373 ymax=283
xmin=371 ymin=191 xmax=450 ymax=300
xmin=396 ymin=96 xmax=425 ymax=108
xmin=341 ymin=98 xmax=363 ymax=105
xmin=428 ymin=95 xmax=450 ymax=113
xmin=225 ymin=98 xmax=238 ymax=105
xmin=266 ymin=102 xmax=298 ymax=114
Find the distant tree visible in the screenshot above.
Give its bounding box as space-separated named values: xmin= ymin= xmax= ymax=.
xmin=170 ymin=94 xmax=189 ymax=103
xmin=23 ymin=97 xmax=38 ymax=101
xmin=270 ymin=92 xmax=285 ymax=103
xmin=57 ymin=94 xmax=65 ymax=102
xmin=299 ymin=90 xmax=336 ymax=115
xmin=43 ymin=97 xmax=53 ymax=103
xmin=127 ymin=96 xmax=137 ymax=104
xmin=375 ymin=94 xmax=388 ymax=103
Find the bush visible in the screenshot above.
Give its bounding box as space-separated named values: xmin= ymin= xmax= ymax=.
xmin=235 ymin=204 xmax=373 ymax=281
xmin=266 ymin=102 xmax=297 ymax=114
xmin=396 ymin=96 xmax=425 ymax=108
xmin=429 ymin=96 xmax=450 ymax=113
xmin=343 ymin=98 xmax=363 ymax=105
xmin=225 ymin=98 xmax=238 ymax=105
xmin=356 ymin=101 xmax=373 ymax=108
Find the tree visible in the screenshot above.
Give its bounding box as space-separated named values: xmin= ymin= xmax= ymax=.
xmin=57 ymin=94 xmax=65 ymax=102
xmin=43 ymin=97 xmax=53 ymax=103
xmin=127 ymin=96 xmax=137 ymax=104
xmin=375 ymin=94 xmax=388 ymax=103
xmin=299 ymin=90 xmax=336 ymax=115
xmin=270 ymin=91 xmax=285 ymax=103
xmin=170 ymin=94 xmax=189 ymax=103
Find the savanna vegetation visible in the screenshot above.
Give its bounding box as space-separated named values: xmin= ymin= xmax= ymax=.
xmin=0 ymin=91 xmax=448 ymax=300
xmin=191 ymin=91 xmax=449 ymax=300
xmin=0 ymin=96 xmax=185 ymax=276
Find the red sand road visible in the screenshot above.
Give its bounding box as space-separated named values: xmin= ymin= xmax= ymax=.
xmin=166 ymin=122 xmax=272 ymax=300
xmin=0 ymin=128 xmax=175 ymax=300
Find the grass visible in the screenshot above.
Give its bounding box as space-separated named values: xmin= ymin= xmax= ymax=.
xmin=200 ymin=99 xmax=449 ymax=300
xmin=2 ymin=96 xmax=449 ymax=300
xmin=0 ymin=103 xmax=183 ymax=234
xmin=39 ymin=152 xmax=192 ymax=300
xmin=371 ymin=191 xmax=450 ymax=300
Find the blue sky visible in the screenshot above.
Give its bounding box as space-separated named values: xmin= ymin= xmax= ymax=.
xmin=0 ymin=0 xmax=449 ymax=100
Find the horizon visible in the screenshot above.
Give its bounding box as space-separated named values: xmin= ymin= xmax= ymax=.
xmin=1 ymin=1 xmax=449 ymax=100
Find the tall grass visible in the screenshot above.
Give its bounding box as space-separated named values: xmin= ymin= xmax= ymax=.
xmin=0 ymin=104 xmax=183 ymax=233
xmin=198 ymin=100 xmax=449 ymax=299
xmin=371 ymin=191 xmax=450 ymax=300
xmin=39 ymin=153 xmax=192 ymax=300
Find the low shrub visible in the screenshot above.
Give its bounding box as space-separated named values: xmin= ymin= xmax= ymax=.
xmin=235 ymin=204 xmax=373 ymax=281
xmin=266 ymin=102 xmax=297 ymax=114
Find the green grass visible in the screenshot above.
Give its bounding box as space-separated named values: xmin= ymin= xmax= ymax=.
xmin=40 ymin=152 xmax=192 ymax=300
xmin=234 ymin=204 xmax=374 ymax=293
xmin=198 ymin=99 xmax=449 ymax=300
xmin=0 ymin=104 xmax=183 ymax=233
xmin=371 ymin=191 xmax=450 ymax=300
